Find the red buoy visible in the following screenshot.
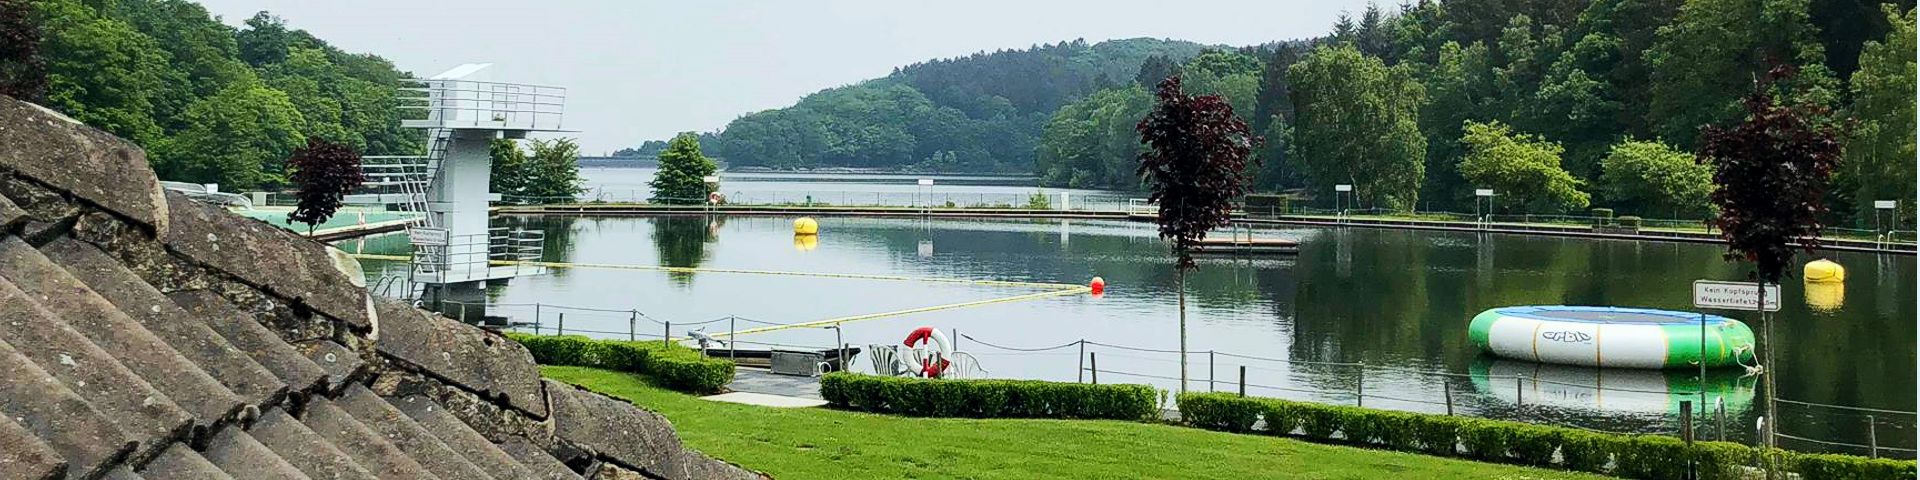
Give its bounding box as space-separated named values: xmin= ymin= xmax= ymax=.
xmin=1089 ymin=276 xmax=1106 ymax=295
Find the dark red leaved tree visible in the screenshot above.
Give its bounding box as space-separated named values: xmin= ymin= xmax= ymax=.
xmin=1137 ymin=76 xmax=1257 ymax=392
xmin=0 ymin=0 xmax=47 ymax=102
xmin=286 ymin=137 xmax=367 ymax=233
xmin=1697 ymin=64 xmax=1840 ymax=457
xmin=1700 ymin=65 xmax=1842 ymax=284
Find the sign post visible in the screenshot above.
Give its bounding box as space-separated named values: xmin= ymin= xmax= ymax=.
xmin=917 ymin=178 xmax=934 ymax=211
xmin=1694 ymin=279 xmax=1781 ymax=455
xmin=1334 ymin=184 xmax=1353 ymax=221
xmin=1475 ymin=189 xmax=1495 ymax=228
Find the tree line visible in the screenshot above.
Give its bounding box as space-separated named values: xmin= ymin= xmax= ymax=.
xmin=3 ymin=0 xmax=420 ymax=191
xmin=663 ymin=0 xmax=1914 ymax=227
xmin=1045 ymin=0 xmax=1914 ymax=227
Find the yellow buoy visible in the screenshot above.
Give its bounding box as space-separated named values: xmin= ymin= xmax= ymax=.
xmin=793 ymin=217 xmax=819 ymax=235
xmin=1804 ymin=258 xmax=1845 ymax=283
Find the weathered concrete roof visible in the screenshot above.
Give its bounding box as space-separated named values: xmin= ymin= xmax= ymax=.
xmin=0 ymin=94 xmax=764 ymax=480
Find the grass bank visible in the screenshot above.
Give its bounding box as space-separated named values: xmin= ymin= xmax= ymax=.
xmin=542 ymin=366 xmax=1611 ymax=480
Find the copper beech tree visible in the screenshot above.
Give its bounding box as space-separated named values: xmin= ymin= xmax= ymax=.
xmin=1136 ymin=75 xmax=1257 ymax=392
xmin=286 ymin=137 xmax=367 ymax=233
xmin=1697 ymin=64 xmax=1841 ymax=462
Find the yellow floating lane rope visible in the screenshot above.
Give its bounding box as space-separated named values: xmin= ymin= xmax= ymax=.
xmin=348 ymin=254 xmax=1080 ymax=290
xmin=348 ymin=254 xmax=1092 ymax=337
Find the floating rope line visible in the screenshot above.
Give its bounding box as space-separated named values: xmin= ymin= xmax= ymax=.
xmin=349 ymin=254 xmax=1090 ymax=338
xmin=349 ymin=254 xmax=1081 ymax=290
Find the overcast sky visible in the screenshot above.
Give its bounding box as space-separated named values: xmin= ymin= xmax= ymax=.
xmin=193 ymin=1 xmax=1377 ymax=153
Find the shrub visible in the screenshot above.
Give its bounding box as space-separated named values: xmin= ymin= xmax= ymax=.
xmin=1792 ymin=452 xmax=1919 ymax=480
xmin=1409 ymin=415 xmax=1463 ymax=456
xmin=1364 ymin=410 xmax=1421 ymax=451
xmin=1457 ymin=419 xmax=1514 ymax=461
xmin=1507 ymin=424 xmax=1563 ymax=467
xmin=1258 ymin=399 xmax=1303 ymax=436
xmin=1558 ymin=430 xmax=1618 ymax=474
xmin=1590 ymin=207 xmax=1614 ymax=219
xmin=1615 ymin=434 xmax=1691 ymax=479
xmin=821 ymin=373 xmax=1156 ymax=420
xmin=1694 ymin=441 xmax=1758 ymax=480
xmin=506 ymin=333 xmax=734 ymax=394
xmin=1296 ymin=403 xmax=1344 ymax=441
xmin=1617 ymin=215 xmax=1643 ymax=228
xmin=1177 ymin=393 xmax=1261 ymax=432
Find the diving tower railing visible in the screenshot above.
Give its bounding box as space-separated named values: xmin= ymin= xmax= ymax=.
xmin=398 ymin=78 xmax=568 ymax=132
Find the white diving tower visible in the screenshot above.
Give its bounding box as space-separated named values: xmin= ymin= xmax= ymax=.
xmin=347 ymin=64 xmax=569 ymax=320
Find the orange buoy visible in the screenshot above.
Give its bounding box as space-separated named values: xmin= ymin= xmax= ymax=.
xmin=1089 ymin=276 xmax=1106 ymax=295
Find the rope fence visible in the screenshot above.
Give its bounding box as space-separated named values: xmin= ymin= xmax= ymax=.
xmin=425 ymin=295 xmax=1912 ymax=459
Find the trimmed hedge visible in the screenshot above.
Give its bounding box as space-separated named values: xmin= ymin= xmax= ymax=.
xmin=507 ymin=333 xmax=734 ymax=394
xmin=1176 ymin=392 xmax=1916 ymax=480
xmin=820 ymin=373 xmax=1157 ymax=420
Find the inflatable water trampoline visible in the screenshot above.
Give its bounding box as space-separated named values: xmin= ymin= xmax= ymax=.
xmin=1469 ymin=306 xmax=1756 ymax=369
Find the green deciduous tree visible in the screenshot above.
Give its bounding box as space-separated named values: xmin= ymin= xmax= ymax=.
xmin=1646 ymin=0 xmax=1837 ymax=149
xmin=1417 ymin=41 xmax=1500 ymax=208
xmin=35 ymin=0 xmax=175 ymax=146
xmin=157 ymin=80 xmax=307 ymax=189
xmin=526 ymin=138 xmax=585 ymax=201
xmin=490 ymin=138 xmax=532 ymax=200
xmin=1837 ymin=5 xmax=1916 ymax=226
xmin=0 ymin=0 xmax=46 ymax=101
xmin=1598 ymin=139 xmax=1711 ymax=216
xmin=1289 ymin=44 xmax=1427 ymax=209
xmin=1036 ymin=86 xmax=1152 ymax=189
xmin=1458 ymin=120 xmax=1590 ymax=212
xmin=649 ymin=133 xmax=717 ymax=205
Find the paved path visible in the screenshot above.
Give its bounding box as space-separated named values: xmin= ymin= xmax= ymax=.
xmin=725 ymin=368 xmax=822 ymax=400
xmin=702 ymin=392 xmax=827 ymax=408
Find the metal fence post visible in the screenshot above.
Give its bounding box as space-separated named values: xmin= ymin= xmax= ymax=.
xmin=1238 ymin=366 xmax=1246 ymax=397
xmin=557 ymin=313 xmax=564 ymax=336
xmin=533 ymin=303 xmax=542 ymax=334
xmin=1356 ymin=361 xmax=1366 ymax=407
xmin=729 ymin=316 xmax=737 ymax=361
xmin=1209 ymin=350 xmax=1216 ymax=392
xmin=664 ymin=321 xmax=671 ymax=346
xmin=629 ymin=310 xmax=637 ymax=341
xmin=1868 ymin=415 xmax=1879 ymax=459
xmin=1443 ymin=382 xmax=1454 ymax=415
xmin=459 ymin=302 xmax=468 ymax=323
xmin=1089 ymin=352 xmax=1098 ymax=384
xmin=1076 ymin=340 xmax=1085 ymax=383
xmin=1682 ymin=400 xmax=1695 ymax=480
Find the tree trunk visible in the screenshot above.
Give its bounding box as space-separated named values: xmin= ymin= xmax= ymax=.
xmin=1759 ymin=278 xmax=1778 ymax=479
xmin=1179 ymin=268 xmax=1188 ymax=394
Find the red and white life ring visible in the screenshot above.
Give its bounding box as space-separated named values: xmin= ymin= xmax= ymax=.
xmin=708 ymin=192 xmax=724 ymax=205
xmin=903 ymin=326 xmax=952 ymax=378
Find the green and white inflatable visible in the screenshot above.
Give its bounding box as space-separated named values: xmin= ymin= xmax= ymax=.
xmin=1468 ymin=306 xmax=1756 ymax=369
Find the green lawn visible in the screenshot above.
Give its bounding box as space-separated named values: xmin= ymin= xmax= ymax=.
xmin=542 ymin=366 xmax=1614 ymax=480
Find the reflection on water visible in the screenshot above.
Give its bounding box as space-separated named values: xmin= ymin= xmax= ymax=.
xmin=1472 ymin=357 xmax=1757 ymax=418
xmin=347 ymin=215 xmax=1915 ymax=455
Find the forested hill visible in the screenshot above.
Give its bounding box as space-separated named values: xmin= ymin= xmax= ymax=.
xmin=695 ymin=38 xmax=1215 ymax=172
xmin=672 ymin=0 xmax=1915 ymax=230
xmin=15 ymin=0 xmax=418 ymax=190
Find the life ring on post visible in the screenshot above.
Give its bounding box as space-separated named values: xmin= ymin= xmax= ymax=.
xmin=903 ymin=326 xmax=952 ymax=378
xmin=708 ymin=191 xmax=723 ymax=205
